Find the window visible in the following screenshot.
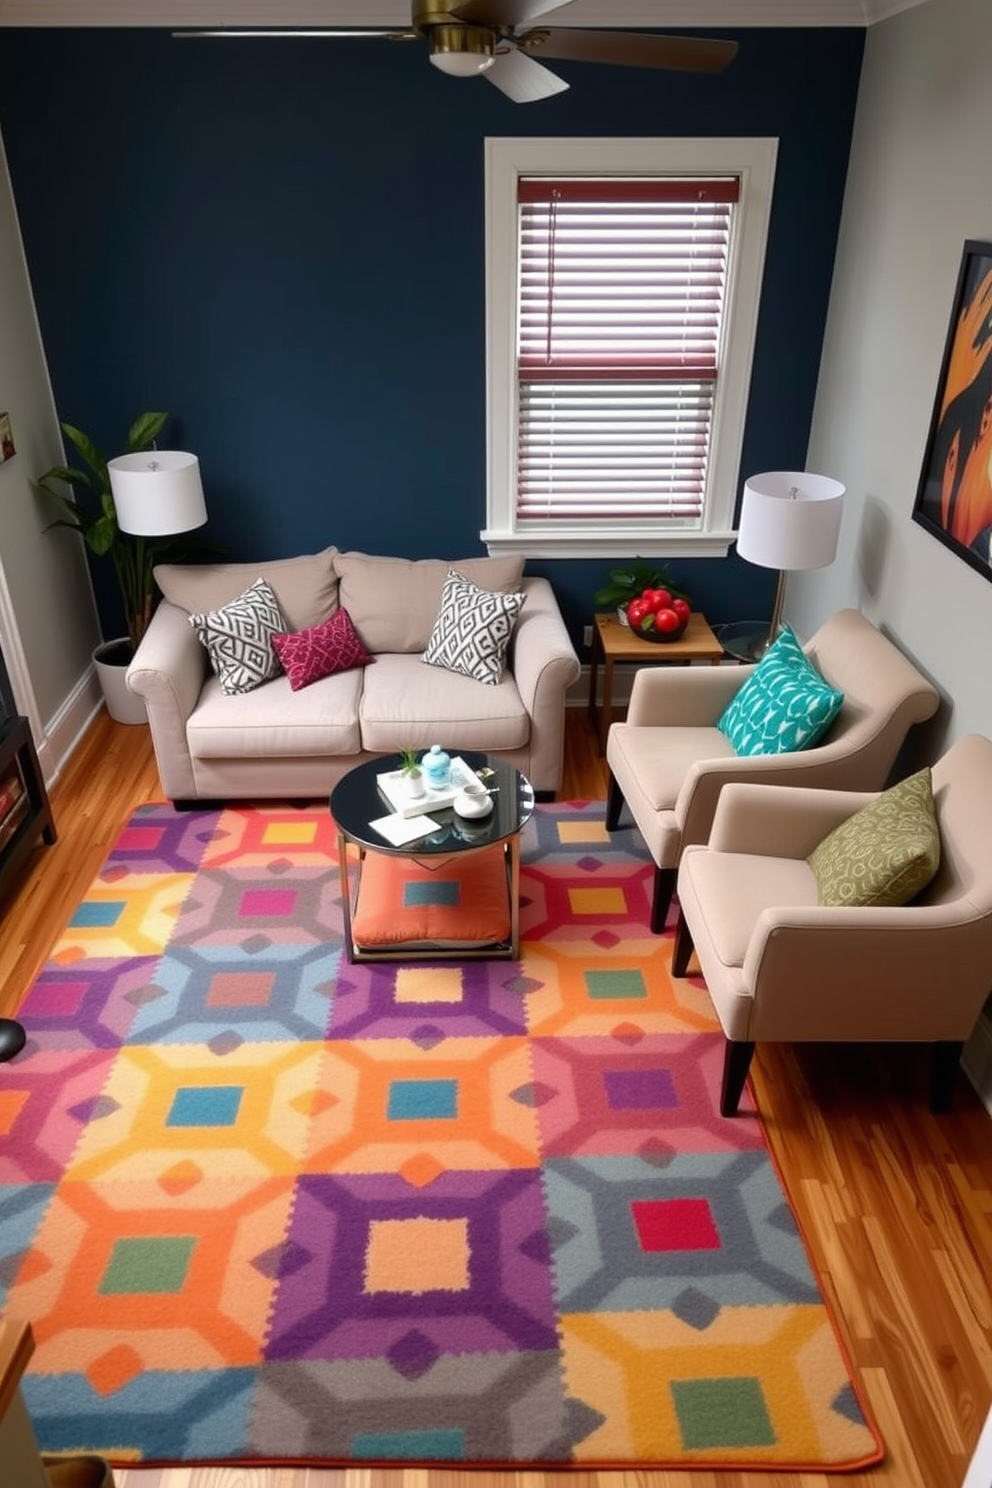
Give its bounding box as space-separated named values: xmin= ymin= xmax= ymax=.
xmin=483 ymin=138 xmax=778 ymax=559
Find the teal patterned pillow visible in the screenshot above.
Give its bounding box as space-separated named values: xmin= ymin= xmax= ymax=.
xmin=717 ymin=625 xmax=844 ymax=757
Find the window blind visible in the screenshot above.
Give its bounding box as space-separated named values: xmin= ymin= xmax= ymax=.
xmin=516 ymin=177 xmax=739 ymax=524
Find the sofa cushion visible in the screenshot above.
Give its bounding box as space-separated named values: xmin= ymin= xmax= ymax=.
xmin=334 ymin=551 xmax=525 ymax=653
xmin=155 ymin=546 xmax=339 ymax=632
xmin=272 ymin=607 xmax=373 ymax=690
xmin=358 ymin=653 xmax=529 ymax=754
xmin=188 ymin=670 xmax=364 ymax=758
xmin=807 ymin=766 xmax=941 ymax=908
xmin=423 ymin=569 xmax=525 ymax=685
xmin=717 ymin=625 xmax=844 ymax=757
xmin=679 ymin=847 xmax=818 ymax=969
xmin=189 ymin=578 xmax=287 ymax=696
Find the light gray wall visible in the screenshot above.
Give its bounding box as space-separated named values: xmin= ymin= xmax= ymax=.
xmin=0 ymin=135 xmax=103 ymax=781
xmin=792 ymin=0 xmax=990 ymax=763
xmin=790 ymin=0 xmax=992 ymax=1099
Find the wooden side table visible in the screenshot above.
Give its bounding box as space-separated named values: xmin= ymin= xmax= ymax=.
xmin=587 ymin=611 xmax=725 ymax=754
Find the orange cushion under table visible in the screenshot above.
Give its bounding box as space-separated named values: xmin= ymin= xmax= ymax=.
xmin=351 ymin=848 xmax=511 ymax=949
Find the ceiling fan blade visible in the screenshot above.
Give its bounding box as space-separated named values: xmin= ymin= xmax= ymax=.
xmin=172 ymin=29 xmax=417 ymax=40
xmin=452 ymin=0 xmax=572 ymax=26
xmin=519 ymin=29 xmax=739 ymax=73
xmin=485 ymin=45 xmax=569 ymax=102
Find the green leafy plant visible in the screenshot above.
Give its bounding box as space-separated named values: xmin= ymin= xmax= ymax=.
xmin=592 ymin=560 xmax=690 ymax=611
xmin=34 ymin=412 xmax=199 ymax=658
xmin=398 ymin=747 xmax=423 ymax=777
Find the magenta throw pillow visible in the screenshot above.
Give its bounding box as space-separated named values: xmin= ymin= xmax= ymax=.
xmin=271 ymin=607 xmax=374 ymax=690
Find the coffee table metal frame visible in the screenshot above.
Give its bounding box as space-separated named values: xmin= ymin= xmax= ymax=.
xmin=330 ymin=751 xmax=535 ymax=962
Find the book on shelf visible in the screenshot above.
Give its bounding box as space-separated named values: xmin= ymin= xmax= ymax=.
xmin=376 ymin=756 xmax=484 ymax=819
xmin=0 ymin=768 xmax=24 ymax=828
xmin=0 ymin=791 xmax=28 ymax=854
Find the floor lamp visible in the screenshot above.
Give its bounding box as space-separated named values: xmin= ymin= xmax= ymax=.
xmin=107 ymin=450 xmax=207 ymax=538
xmin=107 ymin=450 xmax=207 ymax=657
xmin=735 ymin=470 xmax=846 ymax=658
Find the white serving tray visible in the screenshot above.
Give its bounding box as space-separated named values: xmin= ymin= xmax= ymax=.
xmin=376 ymin=755 xmax=484 ymax=818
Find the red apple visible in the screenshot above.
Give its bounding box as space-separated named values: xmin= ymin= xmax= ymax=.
xmin=655 ymin=607 xmax=682 ymax=634
xmin=626 ymin=597 xmax=652 ymax=628
xmin=641 ymin=588 xmax=673 ymax=613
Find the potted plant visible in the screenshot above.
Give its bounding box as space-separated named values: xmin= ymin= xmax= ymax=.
xmin=592 ymin=560 xmax=690 ymax=625
xmin=398 ymin=746 xmax=426 ymax=799
xmin=34 ymin=412 xmax=208 ymax=723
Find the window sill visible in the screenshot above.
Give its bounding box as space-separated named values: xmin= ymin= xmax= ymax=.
xmin=480 ymin=530 xmax=737 ymax=560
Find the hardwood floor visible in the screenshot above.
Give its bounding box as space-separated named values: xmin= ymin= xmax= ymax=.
xmin=3 ymin=707 xmax=991 ymax=1488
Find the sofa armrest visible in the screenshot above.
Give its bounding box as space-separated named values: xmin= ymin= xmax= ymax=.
xmin=512 ymin=577 xmax=581 ymax=794
xmin=707 ymin=781 xmax=879 ymax=857
xmin=626 ymin=663 xmax=748 ymax=727
xmin=126 ymin=602 xmax=209 ymax=800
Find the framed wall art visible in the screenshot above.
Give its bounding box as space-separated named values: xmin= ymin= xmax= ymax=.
xmin=912 ymin=239 xmax=992 ymax=579
xmin=0 ymin=413 xmax=13 ymax=463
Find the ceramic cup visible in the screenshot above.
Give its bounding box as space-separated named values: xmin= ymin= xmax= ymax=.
xmin=453 ymin=781 xmax=493 ymax=818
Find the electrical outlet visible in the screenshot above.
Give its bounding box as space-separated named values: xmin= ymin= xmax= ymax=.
xmin=583 ymin=625 xmax=593 ymax=648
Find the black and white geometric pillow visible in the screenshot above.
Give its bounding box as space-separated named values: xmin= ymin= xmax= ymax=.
xmin=423 ymin=569 xmax=525 ymax=686
xmin=189 ymin=577 xmax=288 ymax=695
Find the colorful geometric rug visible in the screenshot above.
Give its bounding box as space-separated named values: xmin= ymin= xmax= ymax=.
xmin=0 ymin=802 xmax=883 ymax=1473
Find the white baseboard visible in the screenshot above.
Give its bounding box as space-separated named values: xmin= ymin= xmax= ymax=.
xmin=566 ymin=655 xmax=738 ymax=708
xmin=34 ymin=665 xmax=104 ymax=791
xmin=566 ymin=661 xmax=638 ymax=708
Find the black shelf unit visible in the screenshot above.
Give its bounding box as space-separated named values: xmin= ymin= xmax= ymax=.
xmin=0 ymin=715 xmax=56 ymax=901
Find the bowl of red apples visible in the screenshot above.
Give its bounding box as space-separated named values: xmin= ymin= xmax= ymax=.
xmin=624 ymin=588 xmax=692 ymax=642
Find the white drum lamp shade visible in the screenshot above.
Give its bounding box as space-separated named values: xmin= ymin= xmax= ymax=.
xmin=736 ymin=470 xmax=845 ymax=648
xmin=107 ymin=450 xmax=207 ymax=537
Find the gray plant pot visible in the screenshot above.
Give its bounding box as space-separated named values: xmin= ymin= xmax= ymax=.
xmin=93 ymin=638 xmax=147 ymax=726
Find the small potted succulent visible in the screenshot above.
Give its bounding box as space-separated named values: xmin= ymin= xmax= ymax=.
xmin=593 ymin=561 xmax=690 ymax=625
xmin=398 ymin=746 xmax=426 ymax=799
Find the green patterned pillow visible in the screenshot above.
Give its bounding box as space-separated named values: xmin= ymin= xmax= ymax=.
xmin=717 ymin=625 xmax=844 ymax=757
xmin=807 ymin=767 xmax=941 ymax=908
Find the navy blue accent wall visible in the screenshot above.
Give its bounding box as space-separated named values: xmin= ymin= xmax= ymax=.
xmin=0 ymin=26 xmax=863 ymax=644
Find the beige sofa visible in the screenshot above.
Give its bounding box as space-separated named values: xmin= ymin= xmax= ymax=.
xmin=126 ymin=547 xmax=580 ymax=805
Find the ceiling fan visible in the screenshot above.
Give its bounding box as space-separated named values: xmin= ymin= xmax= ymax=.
xmin=173 ymin=1 xmax=739 ymax=104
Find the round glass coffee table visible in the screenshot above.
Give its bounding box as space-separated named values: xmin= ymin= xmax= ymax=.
xmin=330 ymin=751 xmax=535 ymax=962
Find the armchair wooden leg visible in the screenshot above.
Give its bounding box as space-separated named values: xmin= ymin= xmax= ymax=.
xmin=929 ymin=1040 xmax=964 ymax=1113
xmin=651 ymin=867 xmax=677 ymax=933
xmin=605 ymin=773 xmax=626 ymax=831
xmin=671 ymin=910 xmax=695 ymax=977
xmin=720 ymin=1040 xmax=755 ymax=1116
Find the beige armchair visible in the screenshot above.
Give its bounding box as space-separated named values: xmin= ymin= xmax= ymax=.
xmin=605 ymin=609 xmax=940 ymax=931
xmin=672 ymin=733 xmax=992 ymax=1115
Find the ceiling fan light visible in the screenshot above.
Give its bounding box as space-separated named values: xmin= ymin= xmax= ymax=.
xmin=429 ymin=24 xmax=495 ymax=77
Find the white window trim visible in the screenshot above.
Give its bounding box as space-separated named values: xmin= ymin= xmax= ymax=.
xmin=482 ymin=136 xmax=779 ymax=560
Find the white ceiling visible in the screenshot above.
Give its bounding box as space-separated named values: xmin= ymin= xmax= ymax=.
xmin=0 ymin=0 xmax=932 ymax=26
